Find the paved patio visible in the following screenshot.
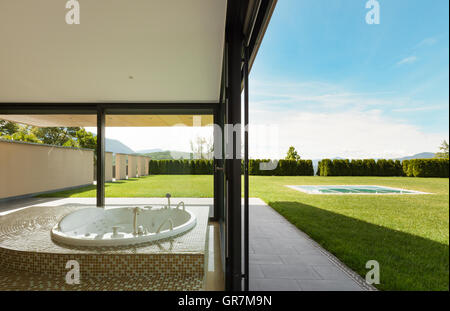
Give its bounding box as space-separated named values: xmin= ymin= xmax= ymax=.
xmin=249 ymin=198 xmax=374 ymax=291
xmin=0 ymin=197 xmax=374 ymax=291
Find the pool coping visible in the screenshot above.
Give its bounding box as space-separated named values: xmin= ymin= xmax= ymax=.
xmin=285 ymin=185 xmax=431 ymax=195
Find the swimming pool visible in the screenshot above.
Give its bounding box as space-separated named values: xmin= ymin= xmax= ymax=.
xmin=286 ymin=185 xmax=428 ymax=195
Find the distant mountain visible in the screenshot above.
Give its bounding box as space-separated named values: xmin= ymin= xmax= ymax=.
xmin=396 ymin=152 xmax=435 ymax=161
xmin=143 ymin=150 xmax=192 ymax=160
xmin=105 ymin=138 xmax=135 ymax=154
xmin=134 ymin=148 xmax=163 ymax=154
xmin=104 ymin=137 xmax=194 ymax=159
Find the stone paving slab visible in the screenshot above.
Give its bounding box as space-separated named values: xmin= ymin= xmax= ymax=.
xmin=249 ymin=200 xmax=375 ymax=291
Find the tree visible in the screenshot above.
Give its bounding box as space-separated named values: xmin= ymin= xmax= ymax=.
xmin=285 ymin=146 xmax=301 ymax=161
xmin=0 ymin=120 xmax=19 ymax=136
xmin=0 ymin=121 xmax=97 ymax=150
xmin=32 ymin=127 xmax=80 ymax=146
xmin=190 ymin=135 xmax=213 ymax=159
xmin=3 ymin=127 xmax=42 ymax=143
xmin=435 ymin=140 xmax=449 ymax=159
xmin=1 ymin=121 xmax=42 ymax=143
xmin=76 ymin=128 xmax=97 ymax=151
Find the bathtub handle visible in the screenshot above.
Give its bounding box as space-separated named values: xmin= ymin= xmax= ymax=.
xmin=176 ymin=201 xmax=185 ymax=211
xmin=156 ymin=218 xmax=174 ymax=233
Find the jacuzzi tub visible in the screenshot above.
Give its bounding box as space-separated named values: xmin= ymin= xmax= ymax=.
xmin=51 ymin=206 xmax=196 ymax=247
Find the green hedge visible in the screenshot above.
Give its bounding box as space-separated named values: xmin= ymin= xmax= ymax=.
xmin=317 ymin=158 xmax=448 ymax=177
xmin=150 ymin=158 xmax=448 ymax=177
xmin=317 ymin=158 xmax=403 ymax=177
xmin=402 ymin=159 xmax=449 ymax=177
xmin=148 ymin=159 xmax=314 ymax=176
xmin=148 ymin=159 xmax=213 ymax=175
xmin=247 ymin=159 xmax=314 ymax=176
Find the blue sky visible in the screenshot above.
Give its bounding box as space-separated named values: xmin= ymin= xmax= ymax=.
xmin=248 ymin=0 xmax=449 ymax=159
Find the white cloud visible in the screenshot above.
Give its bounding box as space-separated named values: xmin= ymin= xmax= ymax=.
xmin=246 ymin=79 xmax=448 ymax=159
xmin=396 ymin=56 xmax=418 ymax=66
xmin=83 ymin=79 xmax=447 ymax=160
xmin=250 ymin=80 xmax=402 ymax=111
xmin=415 ymin=37 xmax=438 ymax=48
xmin=249 ymin=109 xmax=447 ymax=159
xmin=86 ymin=109 xmax=447 ymax=160
xmin=392 ymin=105 xmax=446 ymax=113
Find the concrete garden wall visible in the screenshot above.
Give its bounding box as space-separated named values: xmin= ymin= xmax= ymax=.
xmin=0 ymin=139 xmax=94 ymax=200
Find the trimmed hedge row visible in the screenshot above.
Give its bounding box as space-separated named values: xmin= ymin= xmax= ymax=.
xmin=403 ymin=159 xmax=449 ymax=177
xmin=149 ymin=160 xmax=213 ymax=175
xmin=248 ymin=159 xmax=314 ymax=176
xmin=148 ymin=159 xmax=314 ymax=176
xmin=317 ymin=158 xmax=449 ymax=177
xmin=149 ymin=158 xmax=448 ymax=177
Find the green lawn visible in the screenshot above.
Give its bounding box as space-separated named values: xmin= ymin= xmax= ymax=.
xmin=40 ymin=175 xmax=449 ymax=291
xmin=250 ymin=176 xmax=449 ymax=291
xmin=39 ymin=175 xmax=214 ymax=198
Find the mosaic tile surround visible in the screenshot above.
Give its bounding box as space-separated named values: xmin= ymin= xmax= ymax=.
xmin=0 ymin=205 xmax=210 ymax=290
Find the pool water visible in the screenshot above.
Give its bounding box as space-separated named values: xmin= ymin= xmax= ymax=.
xmin=286 ymin=185 xmax=427 ymax=195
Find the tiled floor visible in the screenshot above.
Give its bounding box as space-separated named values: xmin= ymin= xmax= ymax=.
xmin=0 ymin=198 xmax=214 ymax=291
xmin=205 ymin=222 xmax=225 ymax=291
xmin=248 ymin=199 xmax=375 ymax=291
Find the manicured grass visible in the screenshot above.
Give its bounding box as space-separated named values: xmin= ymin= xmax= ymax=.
xmin=40 ymin=175 xmax=449 ymax=291
xmin=250 ymin=176 xmax=449 ymax=291
xmin=38 ymin=175 xmax=213 ymax=198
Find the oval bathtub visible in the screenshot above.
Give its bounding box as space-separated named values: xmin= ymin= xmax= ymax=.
xmin=51 ymin=206 xmax=196 ymax=247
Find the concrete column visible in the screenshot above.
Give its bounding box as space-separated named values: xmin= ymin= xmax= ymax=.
xmin=144 ymin=157 xmax=149 ymax=176
xmin=137 ymin=156 xmax=143 ymax=177
xmin=105 ymin=152 xmax=113 ymax=182
xmin=139 ymin=156 xmax=148 ymax=176
xmin=128 ymin=155 xmax=138 ymax=178
xmin=115 ymin=153 xmax=127 ymax=180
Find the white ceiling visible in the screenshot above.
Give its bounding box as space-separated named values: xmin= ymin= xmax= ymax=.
xmin=0 ymin=0 xmax=227 ymax=103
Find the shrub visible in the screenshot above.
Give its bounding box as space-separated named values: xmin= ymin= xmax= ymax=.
xmin=148 ymin=159 xmax=213 ymax=175
xmin=318 ymin=158 xmax=448 ymax=177
xmin=376 ymin=159 xmax=398 ymax=176
xmin=351 ymin=159 xmax=364 ymax=176
xmin=334 ymin=159 xmax=351 ymax=176
xmin=408 ymin=159 xmax=449 ymax=177
xmin=148 ymin=159 xmax=314 ymax=176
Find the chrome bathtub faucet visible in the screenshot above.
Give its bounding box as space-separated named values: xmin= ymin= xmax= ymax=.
xmin=129 ymin=207 xmax=145 ymax=235
xmin=176 ymin=201 xmax=185 ymax=211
